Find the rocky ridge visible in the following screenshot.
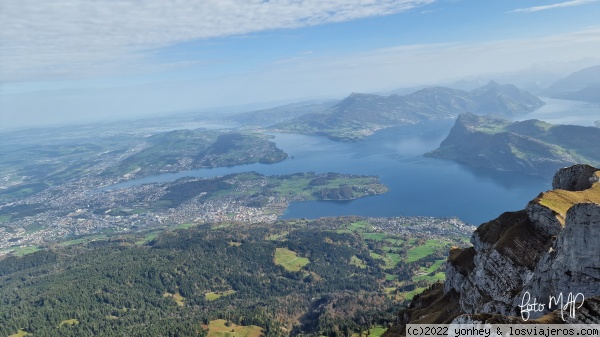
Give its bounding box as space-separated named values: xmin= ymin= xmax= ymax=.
xmin=384 ymin=165 xmax=600 ymax=336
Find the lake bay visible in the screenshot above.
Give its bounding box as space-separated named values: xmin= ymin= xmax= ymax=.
xmin=108 ymin=97 xmax=600 ymax=225
xmin=109 ymin=119 xmax=550 ymax=226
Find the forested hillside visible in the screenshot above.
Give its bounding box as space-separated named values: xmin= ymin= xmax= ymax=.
xmin=0 ymin=217 xmax=472 ymax=337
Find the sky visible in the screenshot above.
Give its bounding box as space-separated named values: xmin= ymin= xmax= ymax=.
xmin=1 ymin=0 xmax=600 ymax=129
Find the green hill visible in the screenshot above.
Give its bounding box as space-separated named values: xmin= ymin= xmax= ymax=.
xmin=426 ymin=113 xmax=600 ymax=176
xmin=111 ymin=131 xmax=287 ymax=178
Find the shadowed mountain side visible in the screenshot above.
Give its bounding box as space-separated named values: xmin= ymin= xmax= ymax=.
xmin=551 ymin=83 xmax=600 ymax=103
xmin=544 ymin=65 xmax=600 ymax=103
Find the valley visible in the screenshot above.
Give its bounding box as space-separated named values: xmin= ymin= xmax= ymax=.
xmin=4 ymin=90 xmax=599 ymax=256
xmin=1 ymin=75 xmax=599 ymax=337
xmin=3 ymin=3 xmax=600 ymax=336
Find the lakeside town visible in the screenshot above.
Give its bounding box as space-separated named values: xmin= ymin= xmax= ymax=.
xmin=0 ymin=165 xmax=396 ymax=255
xmin=0 ymin=166 xmax=474 ymax=256
xmin=0 ymin=124 xmax=474 ymax=258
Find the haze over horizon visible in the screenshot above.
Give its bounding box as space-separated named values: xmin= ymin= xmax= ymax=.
xmin=1 ymin=0 xmax=600 ymax=129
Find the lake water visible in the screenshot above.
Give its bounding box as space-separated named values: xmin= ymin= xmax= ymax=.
xmin=108 ymin=118 xmax=551 ymax=226
xmin=512 ymin=97 xmax=600 ymax=126
xmin=276 ymin=122 xmax=550 ymax=225
xmin=107 ymin=98 xmax=600 ymax=225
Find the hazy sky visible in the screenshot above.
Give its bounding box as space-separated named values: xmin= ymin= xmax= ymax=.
xmin=1 ymin=0 xmax=600 ymax=129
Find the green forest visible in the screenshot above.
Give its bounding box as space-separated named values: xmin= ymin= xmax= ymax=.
xmin=0 ymin=217 xmax=468 ymax=337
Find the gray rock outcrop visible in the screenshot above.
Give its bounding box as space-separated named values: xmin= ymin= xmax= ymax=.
xmin=518 ymin=202 xmax=600 ymax=319
xmin=445 ymin=164 xmax=600 ymax=321
xmin=384 ymin=165 xmax=600 ymax=337
xmin=552 ymin=164 xmax=599 ymax=191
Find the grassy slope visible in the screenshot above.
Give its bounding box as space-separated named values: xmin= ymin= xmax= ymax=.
xmin=274 ymin=247 xmax=310 ymax=272
xmin=205 ymin=319 xmax=263 ymax=337
xmin=336 ymin=220 xmax=463 ymax=301
xmin=534 ymin=172 xmax=600 ymax=224
xmin=8 ymin=330 xmax=29 ymax=337
xmin=407 ymin=240 xmax=447 ymax=263
xmin=163 ymin=292 xmax=185 ymax=306
xmin=206 ymin=290 xmax=237 ymax=301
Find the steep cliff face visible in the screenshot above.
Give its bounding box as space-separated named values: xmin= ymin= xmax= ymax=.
xmin=523 ymin=202 xmax=600 ymax=317
xmin=552 ymin=164 xmax=599 ymax=191
xmin=444 ymin=209 xmax=555 ymax=316
xmin=385 ymin=165 xmax=600 ymax=336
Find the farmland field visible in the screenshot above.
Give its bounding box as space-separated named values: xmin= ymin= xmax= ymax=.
xmin=274 ymin=247 xmax=310 ymax=272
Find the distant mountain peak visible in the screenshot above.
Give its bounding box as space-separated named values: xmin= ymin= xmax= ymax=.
xmin=544 ymin=64 xmax=600 ymax=99
xmin=472 ymin=80 xmax=515 ymax=94
xmin=484 ymin=80 xmax=500 ymax=87
xmin=468 ymin=81 xmax=545 ymax=115
xmin=347 ymin=92 xmax=374 ymax=98
xmin=340 ymin=92 xmax=381 ymax=104
xmin=271 ymin=84 xmax=543 ymax=141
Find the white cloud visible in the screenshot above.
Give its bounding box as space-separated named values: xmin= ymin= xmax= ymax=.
xmin=508 ymin=0 xmax=598 ymax=13
xmin=0 ymin=0 xmax=435 ymax=82
xmin=240 ymin=27 xmax=600 ymax=95
xmin=3 ymin=27 xmax=600 ymax=129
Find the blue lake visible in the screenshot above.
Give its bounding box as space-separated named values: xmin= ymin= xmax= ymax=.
xmin=108 ymin=118 xmax=551 ymax=226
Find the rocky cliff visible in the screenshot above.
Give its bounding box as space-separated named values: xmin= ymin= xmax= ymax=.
xmin=384 ymin=165 xmax=600 ymax=336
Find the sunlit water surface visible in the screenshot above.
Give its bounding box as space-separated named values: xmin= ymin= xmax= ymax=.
xmin=108 ymin=99 xmax=600 ymax=225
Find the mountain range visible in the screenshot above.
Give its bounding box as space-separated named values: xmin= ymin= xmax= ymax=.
xmin=268 ymin=82 xmax=544 ymax=141
xmin=543 ymin=65 xmax=600 ymax=103
xmin=426 ymin=113 xmax=600 ymax=177
xmin=226 ymin=65 xmax=600 ymax=137
xmin=225 ymin=100 xmax=338 ymax=126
